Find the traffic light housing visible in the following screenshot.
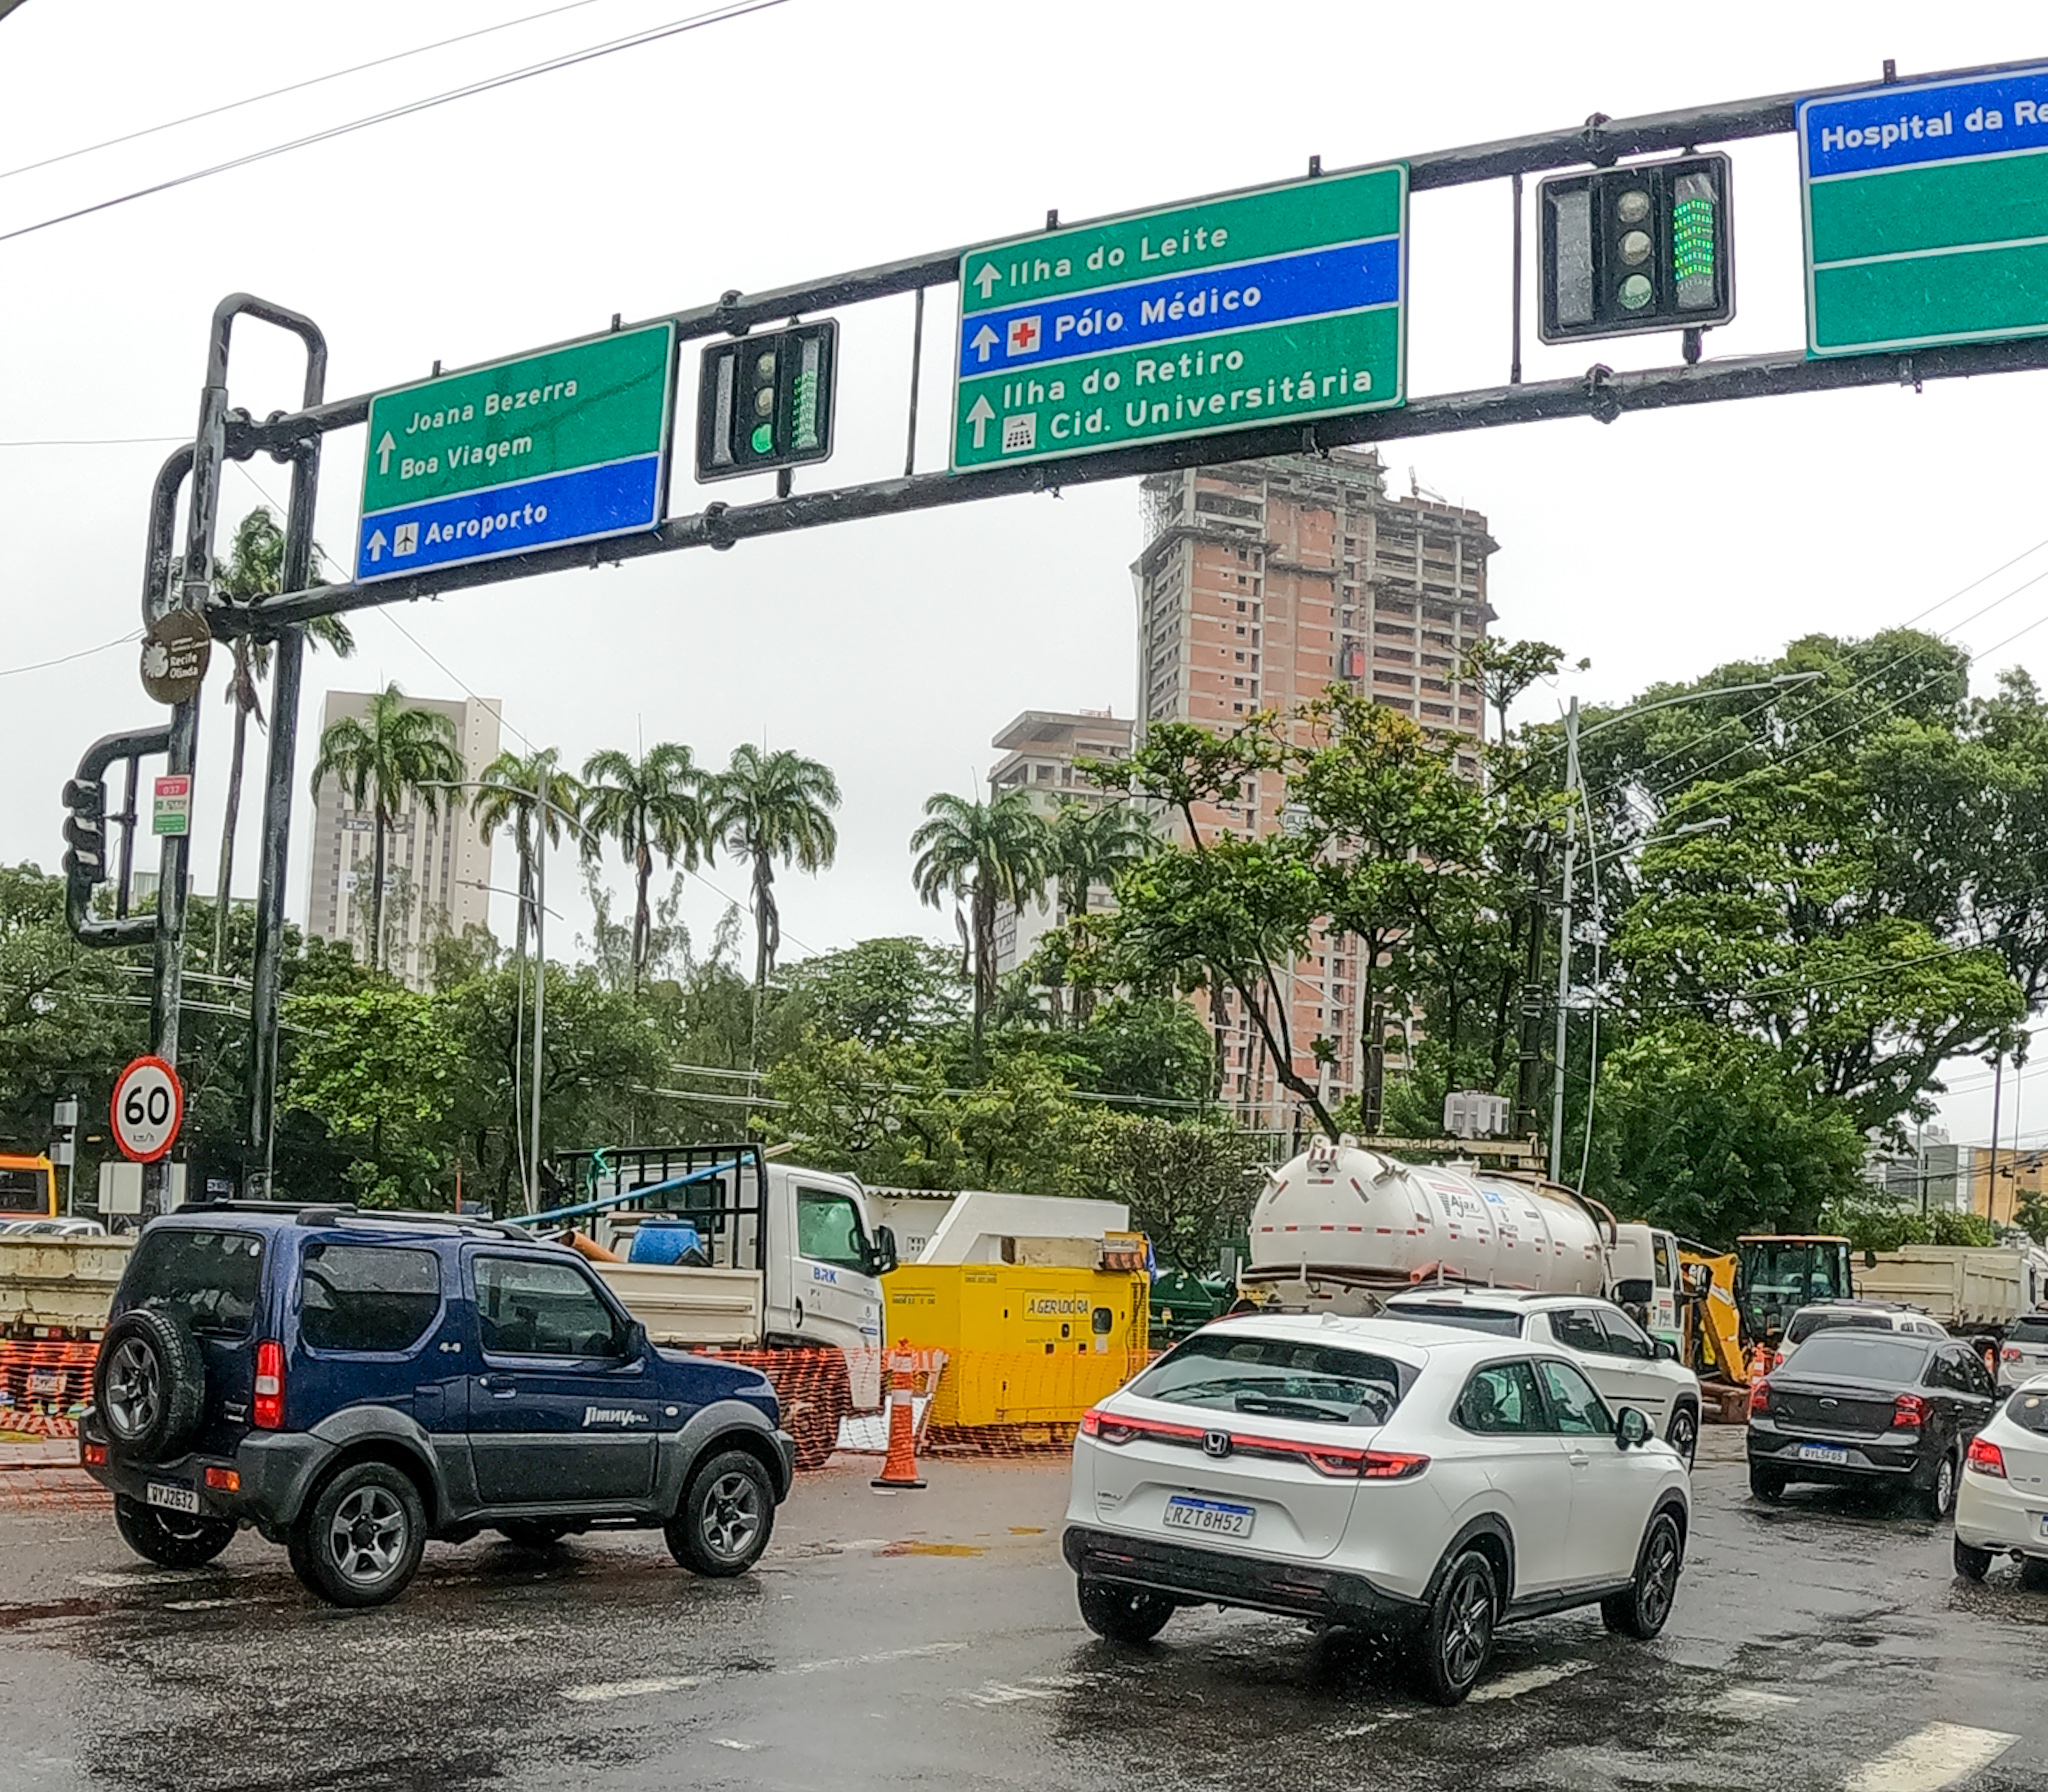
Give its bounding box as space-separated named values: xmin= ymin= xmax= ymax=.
xmin=61 ymin=776 xmax=105 ymax=897
xmin=695 ymin=320 xmax=838 ymax=483
xmin=1538 ymin=154 xmax=1734 ymax=343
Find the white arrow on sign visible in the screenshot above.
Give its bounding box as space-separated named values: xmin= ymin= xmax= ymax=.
xmin=966 ymin=395 xmax=996 ymax=448
xmin=972 ymin=264 xmax=1002 ymax=299
xmin=971 ymin=324 xmax=1001 ymax=364
xmin=365 ymin=529 xmax=387 ymax=562
xmin=377 ymin=430 xmax=396 ymax=475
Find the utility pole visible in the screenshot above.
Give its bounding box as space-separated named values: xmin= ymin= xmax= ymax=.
xmin=1548 ymin=697 xmax=1580 ymax=1184
xmin=1513 ymin=829 xmax=1549 ymax=1139
xmin=529 ymin=795 xmax=546 ymax=1216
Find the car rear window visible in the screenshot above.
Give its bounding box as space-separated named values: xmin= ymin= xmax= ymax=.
xmin=2009 ymin=1317 xmax=2048 ymax=1344
xmin=1786 ymin=1310 xmax=1891 ymax=1346
xmin=1386 ymin=1304 xmax=1525 ymax=1338
xmin=1780 ymin=1332 xmax=1932 ymax=1382
xmin=1128 ymin=1332 xmax=1410 ymax=1427
xmin=2008 ymin=1388 xmax=2048 ymax=1432
xmin=300 ymin=1243 xmax=442 ymax=1353
xmin=124 ymin=1228 xmax=265 ymax=1336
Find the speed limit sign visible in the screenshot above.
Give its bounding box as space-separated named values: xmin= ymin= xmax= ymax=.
xmin=110 ymin=1055 xmax=184 ymax=1164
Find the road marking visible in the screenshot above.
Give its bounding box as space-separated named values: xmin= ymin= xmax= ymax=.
xmin=1469 ymin=1660 xmax=1593 ymax=1703
xmin=966 ymin=1681 xmax=1059 ymax=1707
xmin=712 ymin=1740 xmax=755 ymax=1751
xmin=161 ymin=1598 xmax=246 ymax=1612
xmin=561 ymin=1676 xmax=702 ymax=1704
xmin=559 ymin=1641 xmax=967 ymax=1704
xmin=1846 ymin=1723 xmax=2019 ymax=1792
xmin=76 ymin=1568 xmax=248 ymax=1589
xmin=1714 ymin=1688 xmax=1800 ymax=1714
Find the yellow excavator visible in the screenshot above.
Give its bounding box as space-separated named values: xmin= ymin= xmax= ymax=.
xmin=1677 ymin=1235 xmax=1854 ymax=1418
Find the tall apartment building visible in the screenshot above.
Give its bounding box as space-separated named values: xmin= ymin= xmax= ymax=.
xmin=988 ymin=708 xmax=1136 ymax=976
xmin=304 ymin=691 xmax=501 ymax=989
xmin=1131 ymin=450 xmax=1496 ymax=1128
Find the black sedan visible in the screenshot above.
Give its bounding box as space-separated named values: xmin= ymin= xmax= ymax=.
xmin=1747 ymin=1329 xmax=1997 ymax=1517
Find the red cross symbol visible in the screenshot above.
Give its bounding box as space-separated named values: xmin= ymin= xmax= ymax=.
xmin=1009 ymin=316 xmax=1040 ymax=353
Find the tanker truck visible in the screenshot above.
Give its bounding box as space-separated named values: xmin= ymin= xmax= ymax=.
xmin=1243 ymin=1135 xmax=1682 ymax=1345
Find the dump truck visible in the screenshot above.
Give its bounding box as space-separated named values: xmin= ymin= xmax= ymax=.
xmin=1851 ymin=1243 xmax=2048 ymax=1355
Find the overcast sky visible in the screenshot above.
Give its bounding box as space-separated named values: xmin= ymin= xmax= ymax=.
xmin=3 ymin=1 xmax=2045 ymax=1150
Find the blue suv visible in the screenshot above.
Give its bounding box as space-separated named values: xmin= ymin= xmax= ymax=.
xmin=80 ymin=1203 xmax=795 ymax=1607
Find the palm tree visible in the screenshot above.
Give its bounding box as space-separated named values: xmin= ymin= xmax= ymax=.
xmin=1045 ymin=801 xmax=1151 ymax=1025
xmin=580 ymin=743 xmax=707 ymax=986
xmin=705 ymin=745 xmax=842 ymax=1000
xmin=472 ymin=748 xmax=585 ymax=964
xmin=212 ymin=507 xmax=353 ymax=969
xmin=910 ymin=788 xmax=1049 ymax=1061
xmin=309 ymin=684 xmax=463 ymax=973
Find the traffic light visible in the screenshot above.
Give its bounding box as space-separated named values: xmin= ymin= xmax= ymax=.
xmin=695 ymin=320 xmax=838 ymax=483
xmin=61 ymin=776 xmax=105 ymax=899
xmin=1537 ymin=154 xmax=1734 ymax=343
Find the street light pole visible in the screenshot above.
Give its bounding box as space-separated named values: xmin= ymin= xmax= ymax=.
xmin=1549 ymin=698 xmax=1579 ymax=1183
xmin=529 ymin=804 xmax=545 ymax=1216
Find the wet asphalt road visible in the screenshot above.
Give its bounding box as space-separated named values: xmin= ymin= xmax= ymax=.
xmin=1 ymin=1431 xmax=2045 ymax=1792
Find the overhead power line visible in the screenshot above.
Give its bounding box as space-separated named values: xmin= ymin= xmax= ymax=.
xmin=0 ymin=0 xmax=791 ymax=247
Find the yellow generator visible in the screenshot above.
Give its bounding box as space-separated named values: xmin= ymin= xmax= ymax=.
xmin=885 ymin=1263 xmax=1150 ymax=1431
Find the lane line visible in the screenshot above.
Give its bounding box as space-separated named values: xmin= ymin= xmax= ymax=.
xmin=558 ymin=1640 xmax=968 ymax=1704
xmin=1469 ymin=1661 xmax=1594 ymax=1703
xmin=562 ymin=1675 xmax=701 ymax=1705
xmin=1846 ymin=1723 xmax=2019 ymax=1792
xmin=1714 ymin=1689 xmax=1801 ymax=1715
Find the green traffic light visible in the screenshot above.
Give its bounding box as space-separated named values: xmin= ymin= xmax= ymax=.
xmin=751 ymin=422 xmax=774 ymax=454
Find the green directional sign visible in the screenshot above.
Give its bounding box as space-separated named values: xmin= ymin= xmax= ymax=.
xmin=1802 ymin=65 xmax=2048 ymax=355
xmin=356 ymin=323 xmax=676 ymax=581
xmin=951 ymin=165 xmax=1406 ymax=472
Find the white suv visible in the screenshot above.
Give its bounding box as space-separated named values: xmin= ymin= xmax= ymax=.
xmin=1063 ymin=1314 xmax=1690 ymax=1705
xmin=1383 ymin=1289 xmax=1703 ymax=1466
xmin=1997 ymin=1315 xmax=2048 ymax=1392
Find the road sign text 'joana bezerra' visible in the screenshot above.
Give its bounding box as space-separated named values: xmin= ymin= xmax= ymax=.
xmin=951 ymin=165 xmax=1407 ymax=471
xmin=356 ymin=323 xmax=677 ymax=580
xmin=1802 ymin=64 xmax=2048 ymax=356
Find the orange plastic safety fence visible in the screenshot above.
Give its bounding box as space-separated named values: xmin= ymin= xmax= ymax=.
xmin=0 ymin=1340 xmax=94 ymax=1434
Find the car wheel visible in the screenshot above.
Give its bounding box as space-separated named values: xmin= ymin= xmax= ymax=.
xmin=1749 ymin=1461 xmax=1788 ymax=1503
xmin=287 ymin=1461 xmax=426 ymax=1609
xmin=1924 ymin=1452 xmax=1959 ymax=1522
xmin=1076 ymin=1577 xmax=1175 ymax=1644
xmin=112 ymin=1494 xmax=237 ymax=1568
xmin=666 ymin=1449 xmax=775 ymax=1578
xmin=1602 ymin=1511 xmax=1684 ymax=1639
xmin=1954 ymin=1536 xmax=1994 ymax=1582
xmin=1413 ymin=1549 xmax=1496 ymax=1707
xmin=496 ymin=1521 xmax=571 ymax=1551
xmin=2019 ymin=1556 xmax=2048 ymax=1593
xmin=1667 ymin=1404 xmax=1699 ymax=1470
xmin=94 ymin=1307 xmax=205 ymax=1460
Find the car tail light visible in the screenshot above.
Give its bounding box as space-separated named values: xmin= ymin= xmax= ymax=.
xmin=1772 ymin=1349 xmax=1785 ymax=1370
xmin=2004 ymin=1347 xmax=2025 ymax=1363
xmin=1079 ymin=1407 xmax=1101 ymax=1436
xmin=1750 ymin=1380 xmax=1771 ymax=1416
xmin=253 ymin=1339 xmax=285 ymax=1430
xmin=1967 ymin=1435 xmax=2007 ymax=1479
xmin=80 ymin=1442 xmax=106 ymax=1467
xmin=1293 ymin=1447 xmax=1429 ymax=1480
xmin=203 ymin=1466 xmax=240 ymax=1492
xmin=1892 ymin=1392 xmax=1928 ymax=1430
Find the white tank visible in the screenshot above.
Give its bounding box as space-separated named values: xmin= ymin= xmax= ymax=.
xmin=1245 ymin=1136 xmax=1609 ymax=1300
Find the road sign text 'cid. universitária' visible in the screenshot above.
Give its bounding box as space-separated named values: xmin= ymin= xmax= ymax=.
xmin=951 ymin=165 xmax=1407 ymax=471
xmin=356 ymin=323 xmax=677 ymax=580
xmin=1802 ymin=64 xmax=2048 ymax=355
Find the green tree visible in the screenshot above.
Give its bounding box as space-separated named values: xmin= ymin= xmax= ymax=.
xmin=471 ymin=747 xmax=584 ymax=966
xmin=1457 ymin=636 xmax=1576 ymax=746
xmin=1075 ymin=1113 xmax=1262 ymax=1276
xmin=210 ymin=506 xmax=353 ymax=971
xmin=580 ymin=742 xmax=707 ymax=988
xmin=910 ymin=789 xmax=1049 ymax=1066
xmin=1042 ymin=801 xmax=1151 ymax=1024
xmin=766 ymin=1031 xmax=955 ymax=1188
xmin=774 ymin=937 xmax=965 ymax=1048
xmin=309 ymin=685 xmax=463 ymax=974
xmin=705 ymin=745 xmax=841 ymax=1006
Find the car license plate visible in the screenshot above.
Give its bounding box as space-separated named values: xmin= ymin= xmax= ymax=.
xmin=1163 ymin=1495 xmax=1255 ymax=1539
xmin=2036 ymin=1514 xmax=2048 ymax=1541
xmin=25 ymin=1369 xmax=61 ymax=1397
xmin=146 ymin=1482 xmax=199 ymax=1516
xmin=1796 ymin=1444 xmax=1851 ymax=1465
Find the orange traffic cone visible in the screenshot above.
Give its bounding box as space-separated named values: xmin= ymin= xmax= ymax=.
xmin=871 ymin=1341 xmax=926 ymax=1490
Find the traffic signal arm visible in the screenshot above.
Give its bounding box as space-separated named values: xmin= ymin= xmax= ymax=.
xmin=62 ymin=728 xmax=169 ymax=949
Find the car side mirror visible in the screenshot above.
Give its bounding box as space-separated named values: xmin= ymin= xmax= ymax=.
xmin=1653 ymin=1338 xmax=1678 ymax=1362
xmin=870 ymin=1224 xmax=899 ymax=1277
xmin=620 ymin=1320 xmax=649 ymax=1360
xmin=1616 ymin=1407 xmax=1652 ymax=1449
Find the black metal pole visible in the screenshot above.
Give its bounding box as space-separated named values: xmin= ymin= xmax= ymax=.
xmin=903 ymin=285 xmax=926 ymax=478
xmin=1510 ymin=171 xmax=1524 ymax=386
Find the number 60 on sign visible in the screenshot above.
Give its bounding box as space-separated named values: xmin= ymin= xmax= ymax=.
xmin=111 ymin=1055 xmax=184 ymax=1164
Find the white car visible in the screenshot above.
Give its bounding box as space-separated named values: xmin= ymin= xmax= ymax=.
xmin=1382 ymin=1289 xmax=1703 ymax=1467
xmin=1063 ymin=1314 xmax=1690 ymax=1704
xmin=1955 ymin=1374 xmax=2048 ymax=1580
xmin=1997 ymin=1315 xmax=2048 ymax=1392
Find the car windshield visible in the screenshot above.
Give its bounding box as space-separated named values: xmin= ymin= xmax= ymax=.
xmin=1129 ymin=1333 xmax=1408 ymax=1426
xmin=1786 ymin=1310 xmax=1891 ymax=1346
xmin=123 ymin=1228 xmax=265 ymax=1336
xmin=1386 ymin=1304 xmax=1525 ymax=1338
xmin=1779 ymin=1331 xmax=1931 ymax=1384
xmin=2008 ymin=1388 xmax=2048 ymax=1433
xmin=2009 ymin=1317 xmax=2048 ymax=1345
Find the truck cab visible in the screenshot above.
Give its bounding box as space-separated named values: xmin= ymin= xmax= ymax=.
xmin=1608 ymin=1223 xmax=1683 ymax=1351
